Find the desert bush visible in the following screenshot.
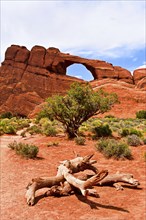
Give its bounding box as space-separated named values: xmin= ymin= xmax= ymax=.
xmin=136 ymin=110 xmax=146 ymax=119
xmin=74 ymin=136 xmax=86 ymax=145
xmin=96 ymin=138 xmax=132 ymax=160
xmin=0 ymin=117 xmax=31 ymax=135
xmin=0 ymin=112 xmax=13 ymax=119
xmin=17 ymin=119 xmax=30 ymax=129
xmin=127 ymin=134 xmax=141 ymax=146
xmin=92 ymin=124 xmax=112 ymax=139
xmin=20 ymin=130 xmax=26 ymax=137
xmin=8 ymin=141 xmax=39 ymax=158
xmin=3 ymin=125 xmax=16 ymax=134
xmin=129 ymin=128 xmax=142 ymax=137
xmin=27 ymin=125 xmax=41 ymax=135
xmin=39 ymin=117 xmax=53 ymax=126
xmin=120 ymin=128 xmax=130 ymax=136
xmin=0 ymin=127 xmax=4 ymax=135
xmin=43 ymin=126 xmax=57 ymax=136
xmin=8 ymin=141 xmax=17 ymax=150
xmin=36 ymin=105 xmax=54 ymax=121
xmin=143 ymin=138 xmax=146 ymax=144
xmin=105 ymin=115 xmax=115 ymax=118
xmin=121 ymin=128 xmax=142 ymax=137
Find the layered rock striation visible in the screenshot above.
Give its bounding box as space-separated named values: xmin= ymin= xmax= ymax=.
xmin=0 ymin=44 xmax=146 ymax=117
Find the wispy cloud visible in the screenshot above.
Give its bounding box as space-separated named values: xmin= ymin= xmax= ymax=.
xmin=1 ymin=0 xmax=145 ymax=62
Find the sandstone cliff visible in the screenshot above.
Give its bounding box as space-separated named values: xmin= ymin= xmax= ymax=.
xmin=0 ymin=45 xmax=146 ymax=117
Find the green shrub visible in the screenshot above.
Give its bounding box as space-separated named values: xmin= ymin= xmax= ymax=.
xmin=0 ymin=117 xmax=31 ymax=135
xmin=3 ymin=125 xmax=16 ymax=134
xmin=127 ymin=134 xmax=141 ymax=146
xmin=0 ymin=112 xmax=13 ymax=119
xmin=27 ymin=125 xmax=41 ymax=135
xmin=97 ymin=138 xmax=109 ymax=152
xmin=39 ymin=118 xmax=53 ymax=126
xmin=143 ymin=138 xmax=146 ymax=144
xmin=136 ymin=110 xmax=146 ymax=119
xmin=121 ymin=128 xmax=142 ymax=137
xmin=92 ymin=124 xmax=112 ymax=138
xmin=17 ymin=119 xmax=30 ymax=129
xmin=96 ymin=139 xmax=132 ymax=160
xmin=43 ymin=126 xmax=57 ymax=136
xmin=8 ymin=141 xmax=39 ymax=158
xmin=36 ymin=105 xmax=54 ymax=121
xmin=20 ymin=131 xmax=26 ymax=137
xmin=75 ymin=136 xmax=86 ymax=145
xmin=129 ymin=128 xmax=142 ymax=137
xmin=8 ymin=141 xmax=17 ymax=150
xmin=121 ymin=128 xmax=130 ymax=136
xmin=105 ymin=115 xmax=115 ymax=118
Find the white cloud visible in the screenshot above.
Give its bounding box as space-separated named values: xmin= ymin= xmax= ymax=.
xmin=1 ymin=0 xmax=145 ymax=62
xmin=136 ymin=64 xmax=146 ymax=69
xmin=75 ymin=75 xmax=83 ymax=79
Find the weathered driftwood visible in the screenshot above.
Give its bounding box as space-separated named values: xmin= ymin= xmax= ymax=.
xmin=44 ymin=172 xmax=140 ymax=198
xmin=58 ymin=165 xmax=108 ymax=196
xmin=26 ymin=154 xmax=102 ymax=205
xmin=26 ymin=154 xmax=140 ymax=206
xmin=97 ymin=172 xmax=140 ymax=190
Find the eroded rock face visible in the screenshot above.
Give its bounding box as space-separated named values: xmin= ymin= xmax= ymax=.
xmin=133 ymin=68 xmax=146 ymax=84
xmin=0 ymin=44 xmax=146 ymax=117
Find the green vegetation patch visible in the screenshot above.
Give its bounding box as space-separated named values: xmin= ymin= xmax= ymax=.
xmin=96 ymin=138 xmax=132 ymax=160
xmin=136 ymin=110 xmax=146 ymax=119
xmin=92 ymin=123 xmax=112 ymax=139
xmin=127 ymin=134 xmax=142 ymax=146
xmin=74 ymin=136 xmax=86 ymax=145
xmin=8 ymin=141 xmax=39 ymax=159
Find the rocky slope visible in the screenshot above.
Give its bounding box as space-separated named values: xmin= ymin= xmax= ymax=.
xmin=0 ymin=44 xmax=146 ymax=117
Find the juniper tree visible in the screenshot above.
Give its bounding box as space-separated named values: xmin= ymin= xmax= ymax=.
xmin=42 ymin=82 xmax=118 ymax=138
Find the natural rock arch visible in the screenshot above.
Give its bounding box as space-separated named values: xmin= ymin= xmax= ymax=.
xmin=66 ymin=63 xmax=94 ymax=81
xmin=0 ymin=44 xmax=146 ymax=117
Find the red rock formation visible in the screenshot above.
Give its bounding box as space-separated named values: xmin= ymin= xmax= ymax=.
xmin=114 ymin=66 xmax=133 ymax=84
xmin=0 ymin=44 xmax=146 ymax=117
xmin=133 ymin=68 xmax=146 ymax=84
xmin=136 ymin=77 xmax=146 ymax=91
xmin=90 ymin=79 xmax=146 ymax=118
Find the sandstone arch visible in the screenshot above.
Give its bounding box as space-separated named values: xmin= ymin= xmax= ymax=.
xmin=66 ymin=63 xmax=94 ymax=81
xmin=0 ymin=44 xmax=146 ymax=117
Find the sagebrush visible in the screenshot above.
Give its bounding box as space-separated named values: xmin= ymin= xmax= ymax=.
xmin=8 ymin=141 xmax=39 ymax=158
xmin=96 ymin=138 xmax=132 ymax=160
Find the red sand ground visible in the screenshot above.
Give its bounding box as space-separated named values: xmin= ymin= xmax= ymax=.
xmin=1 ymin=134 xmax=146 ymax=220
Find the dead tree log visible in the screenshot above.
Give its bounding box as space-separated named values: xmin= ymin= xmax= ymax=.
xmin=26 ymin=154 xmax=140 ymax=206
xmin=97 ymin=172 xmax=140 ymax=190
xmin=26 ymin=154 xmax=101 ymax=205
xmin=44 ymin=171 xmax=140 ymax=199
xmin=58 ymin=164 xmax=108 ymax=196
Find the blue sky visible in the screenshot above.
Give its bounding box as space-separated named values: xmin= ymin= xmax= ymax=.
xmin=1 ymin=0 xmax=146 ymax=81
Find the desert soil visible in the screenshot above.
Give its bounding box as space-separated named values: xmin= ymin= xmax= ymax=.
xmin=0 ymin=134 xmax=146 ymax=220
